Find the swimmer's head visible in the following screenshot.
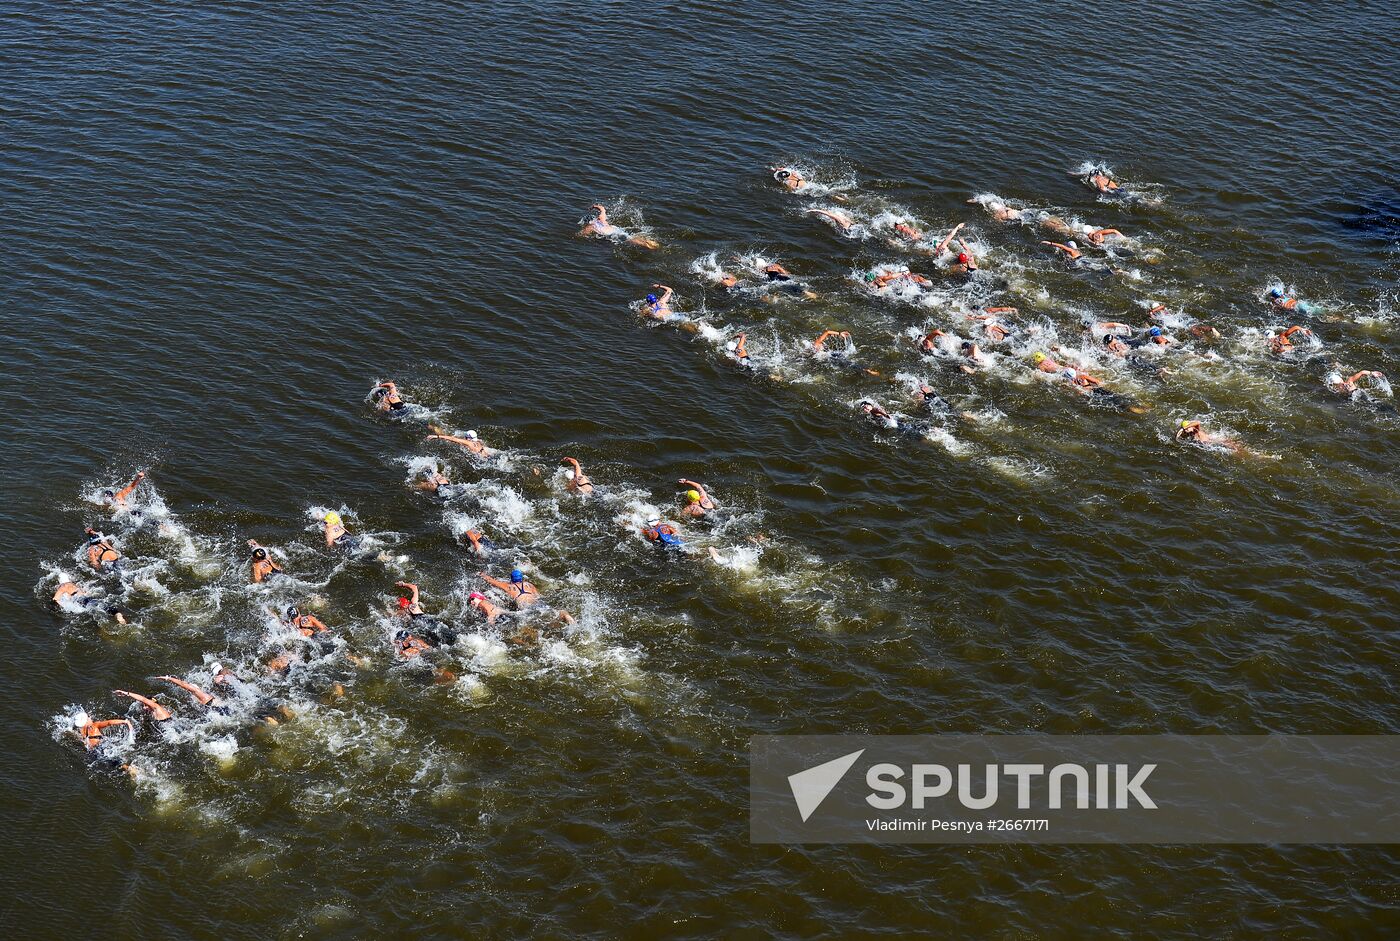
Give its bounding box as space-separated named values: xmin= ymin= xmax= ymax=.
xmin=960 ymin=341 xmax=972 ymax=351
xmin=510 ymin=569 xmax=524 ymax=583
xmin=323 ymin=511 xmax=341 ymax=527
xmin=1268 ymin=287 xmax=1284 ymax=298
xmin=285 ymin=605 xmax=299 ymax=620
xmin=957 ymin=252 xmax=970 ymax=265
xmin=725 ymin=339 xmax=739 ymax=351
xmin=919 ymin=384 xmax=935 ymax=396
xmin=463 ymin=430 xmax=478 ymax=440
xmin=1180 ymin=419 xmax=1192 ymax=429
xmin=645 ymin=293 xmax=658 ymax=304
xmin=863 ymin=272 xmax=877 ymax=283
xmin=774 ymin=169 xmax=790 ymax=181
xmin=101 ymin=489 xmax=115 ymax=501
xmin=1066 ymin=240 xmax=1078 ymax=250
xmin=1148 ymin=327 xmax=1164 ymax=337
xmin=564 ymin=468 xmax=576 ymax=480
xmin=1031 ymin=352 xmax=1047 ymax=364
xmin=685 ymin=489 xmax=701 ymax=504
xmin=72 ymin=710 xmax=91 ymax=729
xmin=210 ymin=662 xmax=223 ymax=675
xmin=468 ymin=591 xmax=486 ymax=605
xmin=1102 ymin=334 xmax=1115 ymax=346
xmin=252 ymin=547 xmax=267 ymax=560
xmin=397 ymin=596 xmax=412 ymax=610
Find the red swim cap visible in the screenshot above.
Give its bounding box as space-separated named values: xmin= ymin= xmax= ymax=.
xmin=957 ymin=252 xmax=970 ymax=265
xmin=397 ymin=596 xmax=411 ymax=609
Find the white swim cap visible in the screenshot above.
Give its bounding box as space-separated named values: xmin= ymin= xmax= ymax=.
xmin=210 ymin=662 xmax=223 ymax=674
xmin=464 ymin=430 xmax=478 ymax=440
xmin=564 ymin=469 xmax=576 ymax=480
xmin=1067 ymin=240 xmax=1078 ymax=249
xmin=72 ymin=710 xmax=91 ymax=728
xmin=990 ymin=201 xmax=1005 ymax=211
xmin=725 ymin=340 xmax=738 ymax=352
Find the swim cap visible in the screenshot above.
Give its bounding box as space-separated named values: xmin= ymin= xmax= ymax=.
xmin=324 ymin=511 xmax=341 ymax=526
xmin=1269 ymin=287 xmax=1283 ymax=298
xmin=1032 ymin=352 xmax=1046 ymax=364
xmin=397 ymin=596 xmax=411 ymax=609
xmin=774 ymin=169 xmax=790 ymax=180
xmin=286 ymin=605 xmax=299 ymax=619
xmin=1067 ymin=240 xmax=1078 ymax=249
xmin=957 ymin=253 xmax=970 ymax=265
xmin=645 ymin=293 xmax=658 ymax=304
xmin=468 ymin=591 xmax=486 ymax=603
xmin=253 ymin=547 xmax=267 ymax=559
xmin=564 ymin=468 xmax=576 ymax=480
xmin=210 ymin=662 xmax=223 ymax=674
xmin=1148 ymin=327 xmax=1164 ymax=337
xmin=463 ymin=430 xmax=478 ymax=440
xmin=1180 ymin=419 xmax=1192 ymax=428
xmin=686 ymin=489 xmax=701 ymax=503
xmin=864 ymin=272 xmax=876 ymax=282
xmin=510 ymin=569 xmax=524 ymax=582
xmin=72 ymin=710 xmax=91 ymax=729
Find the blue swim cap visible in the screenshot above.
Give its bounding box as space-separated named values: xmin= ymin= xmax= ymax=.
xmin=510 ymin=569 xmax=524 ymax=583
xmin=1148 ymin=327 xmax=1163 ymax=337
xmin=1268 ymin=287 xmax=1283 ymax=298
xmin=645 ymin=294 xmax=658 ymax=304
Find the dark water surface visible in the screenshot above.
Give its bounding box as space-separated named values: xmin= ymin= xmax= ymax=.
xmin=3 ymin=1 xmax=1399 ymax=937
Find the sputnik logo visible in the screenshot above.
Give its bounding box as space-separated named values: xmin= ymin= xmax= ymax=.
xmin=787 ymin=749 xmax=865 ymax=822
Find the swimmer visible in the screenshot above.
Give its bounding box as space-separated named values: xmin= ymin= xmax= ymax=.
xmin=83 ymin=528 xmax=120 ymax=571
xmin=579 ymin=204 xmax=659 ymax=249
xmin=478 ymin=568 xmax=540 ymax=609
xmin=641 ymin=284 xmax=674 ymax=319
xmin=370 ymin=381 xmax=407 ymax=414
xmin=914 ymin=384 xmax=952 ymax=413
xmin=891 ymin=220 xmax=924 ymax=243
xmin=771 ymin=167 xmax=808 ymax=192
xmin=321 ymin=511 xmax=356 ymax=549
xmin=1029 ymin=351 xmax=1103 ymax=393
xmin=462 ymin=528 xmax=499 ymax=558
xmin=1268 ymin=287 xmax=1313 ymax=314
xmin=968 ymin=198 xmax=1024 ymax=223
xmin=1327 ymin=369 xmax=1385 ymax=395
xmin=284 ymin=604 xmax=328 ymax=636
xmin=1176 ymin=419 xmax=1245 ymax=453
xmin=948 ymin=242 xmax=979 ymax=277
xmin=813 ymin=329 xmax=881 ymax=377
xmin=113 ymin=689 xmax=173 ymax=723
xmin=1268 ymin=325 xmax=1313 ymax=355
xmin=1084 ymin=169 xmax=1122 ymax=194
xmin=413 ymin=466 xmax=451 ymax=495
xmin=918 ymin=329 xmax=945 ymax=353
xmin=806 ymin=207 xmax=855 ymax=234
xmin=642 ymin=519 xmax=685 ymax=549
xmin=73 ymin=712 xmax=133 ymax=752
xmin=156 ymin=676 xmax=223 ymax=710
xmin=101 ymin=470 xmax=146 ymax=511
xmin=1189 ymin=324 xmax=1223 ymax=341
xmin=467 ymin=591 xmax=502 ymax=624
xmin=957 ymin=340 xmax=983 ymax=373
xmin=52 ymin=582 xmax=129 ymax=624
xmin=426 ymin=424 xmax=494 ymax=457
xmin=678 ymin=478 xmax=717 ymax=518
xmin=859 ymin=400 xmax=927 ymax=436
xmin=560 ymin=457 xmax=595 ymax=495
xmin=971 ymin=307 xmax=1018 ymax=342
xmin=1083 ymin=227 xmax=1125 ymax=246
xmin=210 ymin=663 xmax=243 ymax=691
xmin=1041 ymin=240 xmax=1083 ymax=262
xmin=394 ymin=581 xmax=426 ymax=617
xmin=393 ymin=628 xmax=435 ymax=660
xmin=247 ymin=540 xmax=284 ymax=583
xmin=867 ymin=269 xmax=931 ymax=289
xmin=725 ymin=332 xmax=752 ymax=367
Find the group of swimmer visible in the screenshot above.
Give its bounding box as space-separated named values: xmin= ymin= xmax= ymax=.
xmin=578 ymin=162 xmax=1389 ymax=454
xmin=56 ymin=386 xmax=742 ymax=772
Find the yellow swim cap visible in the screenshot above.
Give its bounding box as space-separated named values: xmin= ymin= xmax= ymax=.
xmin=1180 ymin=419 xmax=1192 ymax=428
xmin=1031 ymin=351 xmax=1046 ymax=364
xmin=324 ymin=511 xmax=341 ymax=526
xmin=686 ymin=490 xmax=701 ymax=503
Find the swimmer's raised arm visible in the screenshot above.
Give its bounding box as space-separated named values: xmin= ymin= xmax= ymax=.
xmin=678 ymin=479 xmax=715 ymax=508
xmin=1041 ymin=240 xmax=1081 ymax=258
xmin=983 ymin=306 xmax=1017 ymax=315
xmin=114 ymin=690 xmax=172 ymax=721
xmin=1281 ymin=325 xmax=1311 ymax=339
xmin=812 ymin=330 xmax=844 ymax=351
xmin=934 ymin=223 xmax=965 ymax=256
xmin=94 ymin=718 xmax=133 ymax=732
xmin=394 ymin=581 xmax=420 ymax=606
xmin=114 ymin=471 xmax=147 ymax=504
xmin=477 ymin=572 xmax=514 ymax=594
xmin=652 ymin=284 xmax=673 ymax=304
xmin=157 ymin=676 xmax=214 ymax=706
xmin=1091 ymin=228 xmax=1123 ymax=239
xmin=733 ymin=333 xmax=748 ymax=357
